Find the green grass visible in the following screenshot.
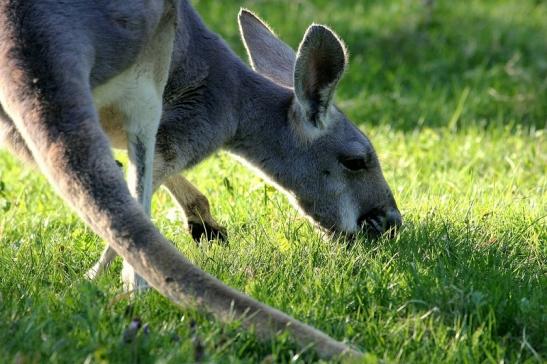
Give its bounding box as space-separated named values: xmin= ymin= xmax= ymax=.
xmin=0 ymin=0 xmax=545 ymax=362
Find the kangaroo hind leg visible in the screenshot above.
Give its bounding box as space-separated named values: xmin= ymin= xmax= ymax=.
xmin=121 ymin=91 xmax=163 ymax=291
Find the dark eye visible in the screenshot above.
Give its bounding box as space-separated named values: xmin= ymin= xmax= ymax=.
xmin=339 ymin=156 xmax=368 ymax=171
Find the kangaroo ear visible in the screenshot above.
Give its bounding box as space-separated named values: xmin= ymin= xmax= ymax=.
xmin=238 ymin=9 xmax=296 ymax=87
xmin=294 ymin=25 xmax=347 ymax=129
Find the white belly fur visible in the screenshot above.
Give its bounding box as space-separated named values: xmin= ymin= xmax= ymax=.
xmin=92 ymin=11 xmax=176 ymax=151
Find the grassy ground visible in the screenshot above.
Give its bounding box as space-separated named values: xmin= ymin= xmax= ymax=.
xmin=0 ymin=0 xmax=545 ymax=362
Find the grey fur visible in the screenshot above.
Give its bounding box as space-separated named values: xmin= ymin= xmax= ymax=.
xmin=238 ymin=9 xmax=295 ymax=87
xmin=293 ymin=24 xmax=347 ymax=129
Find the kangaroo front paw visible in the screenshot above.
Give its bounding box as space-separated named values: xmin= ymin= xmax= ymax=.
xmin=121 ymin=262 xmax=149 ymax=293
xmin=188 ymin=220 xmax=228 ymax=243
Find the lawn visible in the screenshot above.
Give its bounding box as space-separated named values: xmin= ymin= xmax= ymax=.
xmin=0 ymin=0 xmax=545 ymax=363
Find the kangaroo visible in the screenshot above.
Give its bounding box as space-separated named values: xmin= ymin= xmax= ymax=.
xmin=0 ymin=0 xmax=401 ymax=360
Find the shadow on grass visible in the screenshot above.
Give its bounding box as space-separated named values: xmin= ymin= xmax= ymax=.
xmin=348 ymin=213 xmax=545 ymax=358
xmin=340 ymin=8 xmax=546 ymax=132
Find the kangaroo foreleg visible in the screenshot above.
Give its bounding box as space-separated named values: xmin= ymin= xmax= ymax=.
xmin=163 ymin=174 xmax=227 ymax=242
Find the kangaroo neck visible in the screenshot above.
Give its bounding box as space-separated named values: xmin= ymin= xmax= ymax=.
xmin=163 ymin=2 xmax=296 ymax=176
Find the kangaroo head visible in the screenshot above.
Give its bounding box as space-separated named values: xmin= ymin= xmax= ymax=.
xmin=237 ymin=10 xmax=401 ymax=238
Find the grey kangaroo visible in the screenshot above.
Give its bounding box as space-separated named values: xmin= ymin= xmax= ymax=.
xmin=0 ymin=0 xmax=400 ymax=359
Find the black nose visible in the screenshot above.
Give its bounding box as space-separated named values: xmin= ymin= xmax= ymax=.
xmin=358 ymin=208 xmax=402 ymax=238
xmin=385 ymin=209 xmax=402 ymax=229
xmin=384 ymin=209 xmax=402 ymax=238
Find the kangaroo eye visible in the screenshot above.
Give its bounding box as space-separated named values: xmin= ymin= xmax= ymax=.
xmin=339 ymin=156 xmax=368 ymax=171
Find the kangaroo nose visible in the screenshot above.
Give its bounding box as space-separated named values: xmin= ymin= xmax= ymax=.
xmin=384 ymin=209 xmax=402 ymax=238
xmin=385 ymin=209 xmax=402 ymax=229
xmin=358 ymin=208 xmax=402 ymax=238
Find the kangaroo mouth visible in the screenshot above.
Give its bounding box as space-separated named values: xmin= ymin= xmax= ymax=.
xmin=357 ymin=208 xmax=402 ymax=239
xmin=294 ymin=199 xmax=401 ymax=240
xmin=303 ymin=210 xmax=380 ymax=239
xmin=362 ymin=217 xmax=384 ymax=237
xmin=357 ymin=209 xmax=383 ymax=237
